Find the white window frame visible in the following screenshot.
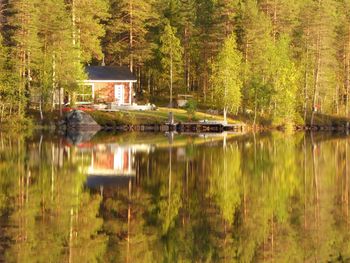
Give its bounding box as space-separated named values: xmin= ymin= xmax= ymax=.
xmin=76 ymin=83 xmax=95 ymax=105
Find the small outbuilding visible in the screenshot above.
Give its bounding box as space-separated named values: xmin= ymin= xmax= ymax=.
xmin=78 ymin=66 xmax=137 ymax=105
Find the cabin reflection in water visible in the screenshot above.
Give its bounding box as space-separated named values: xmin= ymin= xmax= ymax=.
xmin=82 ymin=143 xmax=152 ymax=188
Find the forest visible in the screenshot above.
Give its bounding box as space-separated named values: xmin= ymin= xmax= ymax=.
xmin=0 ymin=0 xmax=349 ymax=127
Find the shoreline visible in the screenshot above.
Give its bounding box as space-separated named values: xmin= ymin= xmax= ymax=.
xmin=2 ymin=108 xmax=350 ymax=133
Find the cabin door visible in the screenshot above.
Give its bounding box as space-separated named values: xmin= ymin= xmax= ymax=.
xmin=114 ymin=85 xmax=124 ymax=105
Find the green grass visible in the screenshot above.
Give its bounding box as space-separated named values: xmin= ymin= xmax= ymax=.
xmin=90 ymin=107 xmax=238 ymax=126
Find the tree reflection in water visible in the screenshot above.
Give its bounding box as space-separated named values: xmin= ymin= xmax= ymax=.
xmin=0 ymin=131 xmax=350 ymax=262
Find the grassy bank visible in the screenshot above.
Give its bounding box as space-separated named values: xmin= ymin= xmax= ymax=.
xmin=89 ymin=107 xmax=238 ymax=126
xmin=4 ymin=108 xmax=350 ymax=131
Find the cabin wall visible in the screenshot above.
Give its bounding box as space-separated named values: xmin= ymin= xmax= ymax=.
xmin=88 ymin=82 xmax=132 ymax=104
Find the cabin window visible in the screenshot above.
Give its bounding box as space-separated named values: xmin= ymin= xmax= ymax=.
xmin=76 ymin=84 xmax=94 ymax=104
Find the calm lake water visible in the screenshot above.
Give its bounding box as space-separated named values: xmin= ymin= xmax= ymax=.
xmin=0 ymin=131 xmax=349 ymax=262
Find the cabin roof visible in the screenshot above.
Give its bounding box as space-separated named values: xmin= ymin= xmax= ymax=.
xmin=85 ymin=66 xmax=137 ymax=81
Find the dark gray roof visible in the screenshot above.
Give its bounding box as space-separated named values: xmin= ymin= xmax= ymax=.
xmin=85 ymin=66 xmax=137 ymax=81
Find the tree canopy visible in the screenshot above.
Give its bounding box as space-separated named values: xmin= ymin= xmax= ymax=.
xmin=0 ymin=0 xmax=350 ymax=126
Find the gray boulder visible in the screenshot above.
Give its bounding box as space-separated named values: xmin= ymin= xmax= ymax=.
xmin=65 ymin=110 xmax=101 ymax=131
xmin=65 ymin=130 xmax=99 ymax=145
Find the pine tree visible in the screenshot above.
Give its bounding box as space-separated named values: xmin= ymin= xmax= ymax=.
xmin=335 ymin=0 xmax=350 ymax=117
xmin=0 ymin=33 xmax=10 ymax=122
xmin=211 ymin=34 xmax=242 ymax=122
xmin=237 ymin=0 xmax=273 ymax=123
xmin=193 ymin=0 xmax=217 ymax=101
xmin=180 ymin=0 xmax=197 ymax=92
xmin=259 ymin=0 xmax=301 ymax=41
xmin=104 ymin=0 xmax=158 ymax=70
xmin=69 ymin=0 xmax=109 ymax=62
xmin=160 ymin=20 xmax=183 ymax=106
xmin=9 ymin=0 xmax=41 ymax=120
xmin=37 ymin=0 xmax=84 ymax=115
xmin=213 ymin=0 xmax=239 ymax=41
xmin=295 ymin=0 xmax=337 ymax=125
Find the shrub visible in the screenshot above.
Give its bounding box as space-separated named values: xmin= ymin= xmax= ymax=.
xmin=184 ymin=99 xmax=197 ymax=119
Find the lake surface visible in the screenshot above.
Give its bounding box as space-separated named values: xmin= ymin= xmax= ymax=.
xmin=0 ymin=131 xmax=349 ymax=262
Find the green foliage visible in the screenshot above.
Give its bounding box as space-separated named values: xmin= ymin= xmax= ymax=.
xmin=270 ymin=36 xmax=300 ymax=126
xmin=208 ymin=145 xmax=241 ymax=224
xmin=1 ymin=0 xmax=350 ymax=125
xmin=104 ymin=0 xmax=158 ymax=67
xmin=70 ymin=0 xmax=109 ymax=62
xmin=160 ymin=20 xmax=184 ymax=103
xmin=160 ymin=21 xmax=183 ymax=73
xmin=211 ymin=34 xmax=243 ymax=113
xmin=184 ymin=98 xmax=197 ymax=118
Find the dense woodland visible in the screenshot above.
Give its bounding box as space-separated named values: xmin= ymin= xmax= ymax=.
xmin=0 ymin=0 xmax=350 ymax=126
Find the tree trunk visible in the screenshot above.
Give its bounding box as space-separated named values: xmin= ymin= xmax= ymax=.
xmin=311 ymin=31 xmax=321 ymax=126
xmin=346 ymin=25 xmax=350 ymax=127
xmin=273 ymin=0 xmax=277 ymax=42
xmin=27 ymin=50 xmax=31 ymax=112
xmin=170 ymin=51 xmax=173 ymax=107
xmin=184 ymin=24 xmax=191 ymax=92
xmin=253 ymin=86 xmax=258 ymax=127
xmin=0 ymin=104 xmax=4 ymax=122
xmin=336 ymin=83 xmax=339 ymax=115
xmin=138 ymin=67 xmax=141 ymax=93
xmin=311 ymin=1 xmax=322 ymax=127
xmin=147 ymin=70 xmax=151 ymax=94
xmin=72 ymin=0 xmax=76 ymax=46
xmin=223 ymin=107 xmax=227 ymax=124
xmin=52 ymin=54 xmax=56 ymax=111
xmin=129 ymin=0 xmax=133 ymax=72
xmin=39 ymin=98 xmax=43 ymax=121
xmin=304 ymin=33 xmax=309 ymax=122
xmin=59 ymin=87 xmax=62 ymax=117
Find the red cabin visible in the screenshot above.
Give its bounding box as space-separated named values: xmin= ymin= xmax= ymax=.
xmin=78 ymin=66 xmax=137 ymax=105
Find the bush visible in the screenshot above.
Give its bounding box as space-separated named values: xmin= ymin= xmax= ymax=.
xmin=184 ymin=99 xmax=197 ymax=119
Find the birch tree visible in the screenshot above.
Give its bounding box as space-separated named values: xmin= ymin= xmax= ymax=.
xmin=211 ymin=34 xmax=242 ymax=123
xmin=270 ymin=36 xmax=300 ymax=127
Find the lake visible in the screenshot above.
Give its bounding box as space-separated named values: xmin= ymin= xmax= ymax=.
xmin=0 ymin=131 xmax=349 ymax=262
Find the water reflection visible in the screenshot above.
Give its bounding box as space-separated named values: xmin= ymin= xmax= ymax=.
xmin=1 ymin=131 xmax=350 ymax=262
